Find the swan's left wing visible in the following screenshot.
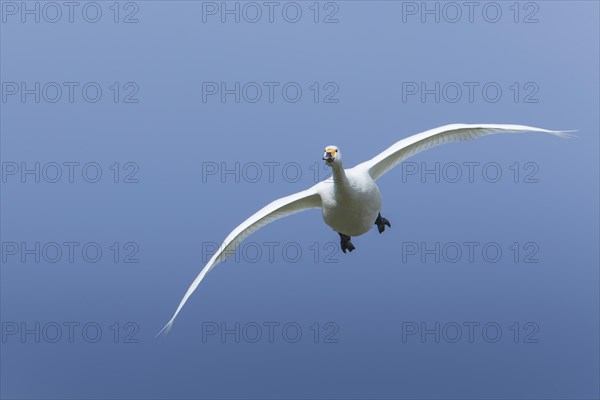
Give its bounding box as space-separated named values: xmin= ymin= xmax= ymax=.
xmin=358 ymin=124 xmax=572 ymax=181
xmin=159 ymin=185 xmax=322 ymax=335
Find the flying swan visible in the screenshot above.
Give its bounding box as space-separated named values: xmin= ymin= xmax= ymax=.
xmin=160 ymin=123 xmax=570 ymax=334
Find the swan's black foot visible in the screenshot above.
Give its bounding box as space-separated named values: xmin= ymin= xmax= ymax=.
xmin=338 ymin=233 xmax=355 ymax=253
xmin=375 ymin=212 xmax=391 ymax=234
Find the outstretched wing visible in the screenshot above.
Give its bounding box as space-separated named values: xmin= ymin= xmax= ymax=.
xmin=159 ymin=186 xmax=322 ymax=335
xmin=358 ymin=124 xmax=572 ymax=181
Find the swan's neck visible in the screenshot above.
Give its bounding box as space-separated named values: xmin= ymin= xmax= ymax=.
xmin=331 ymin=164 xmax=349 ymax=188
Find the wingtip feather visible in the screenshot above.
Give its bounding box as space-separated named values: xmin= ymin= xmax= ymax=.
xmin=548 ymin=130 xmax=577 ymax=139
xmin=156 ymin=319 xmax=175 ymax=338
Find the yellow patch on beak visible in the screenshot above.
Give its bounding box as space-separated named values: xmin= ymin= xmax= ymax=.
xmin=323 ymin=148 xmax=337 ymax=162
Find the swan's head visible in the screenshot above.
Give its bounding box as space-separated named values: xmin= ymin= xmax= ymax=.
xmin=322 ymin=145 xmax=341 ymax=167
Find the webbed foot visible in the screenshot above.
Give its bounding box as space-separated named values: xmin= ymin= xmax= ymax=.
xmin=375 ymin=212 xmax=391 ymax=234
xmin=338 ymin=233 xmax=356 ymax=253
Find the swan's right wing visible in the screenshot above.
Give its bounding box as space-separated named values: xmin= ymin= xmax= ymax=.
xmin=358 ymin=124 xmax=572 ymax=181
xmin=159 ymin=185 xmax=322 ymax=335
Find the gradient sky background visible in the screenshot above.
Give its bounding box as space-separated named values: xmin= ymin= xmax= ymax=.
xmin=1 ymin=1 xmax=599 ymax=399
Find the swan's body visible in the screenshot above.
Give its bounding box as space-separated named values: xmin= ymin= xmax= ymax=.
xmin=320 ymin=167 xmax=382 ymax=236
xmin=160 ymin=123 xmax=571 ymax=335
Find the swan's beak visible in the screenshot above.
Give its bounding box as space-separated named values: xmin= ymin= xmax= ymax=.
xmin=323 ymin=150 xmax=335 ymax=163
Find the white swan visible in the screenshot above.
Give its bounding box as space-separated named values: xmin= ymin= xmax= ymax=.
xmin=160 ymin=123 xmax=570 ymax=334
